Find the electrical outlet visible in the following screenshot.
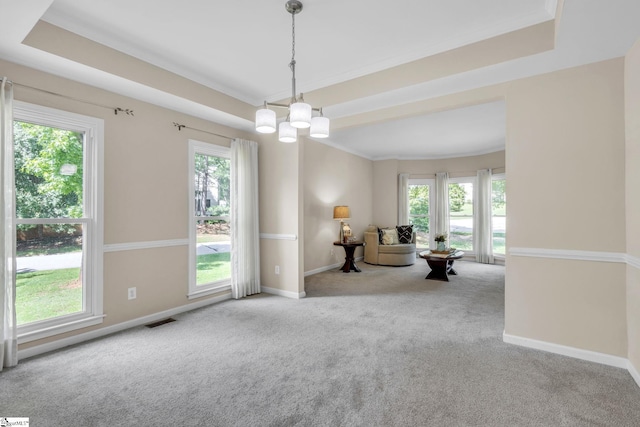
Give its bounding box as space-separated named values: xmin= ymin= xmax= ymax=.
xmin=128 ymin=287 xmax=137 ymax=300
xmin=275 ymin=265 xmax=280 ymax=275
xmin=330 ymin=248 xmax=335 ymax=256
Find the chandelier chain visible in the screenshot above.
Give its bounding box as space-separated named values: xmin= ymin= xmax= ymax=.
xmin=291 ymin=10 xmax=296 ymax=66
xmin=290 ymin=9 xmax=297 ymax=102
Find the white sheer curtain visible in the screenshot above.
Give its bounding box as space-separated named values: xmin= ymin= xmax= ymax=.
xmin=397 ymin=173 xmax=409 ymax=225
xmin=474 ymin=169 xmax=494 ymax=264
xmin=230 ymin=139 xmax=260 ymax=299
xmin=1 ymin=77 xmax=17 ymax=370
xmin=433 ymin=172 xmax=449 ymax=249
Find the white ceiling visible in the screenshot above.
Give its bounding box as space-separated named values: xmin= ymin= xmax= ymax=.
xmin=327 ymin=101 xmax=507 ymax=160
xmin=1 ymin=0 xmax=640 ymax=160
xmin=40 ymin=0 xmax=553 ymax=105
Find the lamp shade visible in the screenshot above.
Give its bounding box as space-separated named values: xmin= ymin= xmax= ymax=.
xmin=333 ymin=205 xmax=350 ymax=220
xmin=289 ymin=102 xmax=312 ymax=128
xmin=278 ymin=121 xmax=297 ymax=143
xmin=255 ymin=108 xmax=276 ymax=133
xmin=310 ymin=116 xmax=330 ymax=138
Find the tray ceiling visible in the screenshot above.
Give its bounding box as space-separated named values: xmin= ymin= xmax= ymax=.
xmin=1 ymin=0 xmax=639 ymax=159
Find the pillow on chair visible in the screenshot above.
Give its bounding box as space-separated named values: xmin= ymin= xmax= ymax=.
xmin=396 ymin=225 xmax=414 ymax=244
xmin=380 ymin=228 xmax=399 ymax=245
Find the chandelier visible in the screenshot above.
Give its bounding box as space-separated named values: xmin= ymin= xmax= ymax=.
xmin=255 ymin=0 xmax=329 ymax=143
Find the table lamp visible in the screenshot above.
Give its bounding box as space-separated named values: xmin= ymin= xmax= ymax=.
xmin=333 ymin=205 xmax=350 ymax=243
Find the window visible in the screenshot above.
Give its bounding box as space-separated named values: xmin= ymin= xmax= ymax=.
xmin=14 ymin=102 xmax=103 ymax=343
xmin=408 ymin=179 xmax=433 ymax=249
xmin=188 ymin=140 xmax=231 ymax=299
xmin=449 ymin=179 xmax=474 ymax=251
xmin=491 ymin=174 xmax=506 ymax=256
xmin=408 ymin=174 xmax=504 ymax=256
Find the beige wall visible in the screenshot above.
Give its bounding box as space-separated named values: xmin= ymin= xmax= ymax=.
xmin=5 ymin=42 xmax=638 ymax=370
xmin=3 ymin=59 xmax=252 ymax=350
xmin=303 ymin=138 xmax=373 ymax=273
xmin=372 ymin=160 xmax=399 ymax=227
xmin=371 ymin=152 xmax=505 ymax=228
xmin=505 ymin=58 xmax=628 ymax=356
xmin=625 ymin=39 xmax=640 ymax=370
xmin=257 ymin=134 xmax=303 ymax=296
xmin=507 ymin=257 xmax=627 ymax=355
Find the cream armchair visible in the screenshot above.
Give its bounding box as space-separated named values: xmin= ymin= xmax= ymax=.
xmin=364 ymin=229 xmax=416 ymax=266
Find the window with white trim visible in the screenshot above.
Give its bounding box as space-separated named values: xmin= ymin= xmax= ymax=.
xmin=448 ymin=177 xmax=475 ymax=252
xmin=188 ymin=140 xmax=231 ymax=299
xmin=14 ymin=101 xmax=104 ymax=343
xmin=491 ymin=174 xmax=506 ymax=256
xmin=408 ymin=179 xmax=433 ymax=250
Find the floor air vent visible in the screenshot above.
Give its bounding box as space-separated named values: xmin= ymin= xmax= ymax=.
xmin=145 ymin=318 xmax=176 ymax=328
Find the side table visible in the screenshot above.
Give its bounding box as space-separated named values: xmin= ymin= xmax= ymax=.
xmin=333 ymin=241 xmax=364 ymax=273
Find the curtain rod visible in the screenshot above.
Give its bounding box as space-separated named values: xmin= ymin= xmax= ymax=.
xmin=4 ymin=78 xmax=134 ymax=116
xmin=172 ymin=122 xmax=234 ymax=141
xmin=408 ymin=167 xmax=505 ymax=178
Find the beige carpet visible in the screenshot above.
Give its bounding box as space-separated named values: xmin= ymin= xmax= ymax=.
xmin=1 ymin=260 xmax=639 ymax=426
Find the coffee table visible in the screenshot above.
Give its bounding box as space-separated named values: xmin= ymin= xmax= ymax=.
xmin=419 ymin=250 xmax=465 ymax=281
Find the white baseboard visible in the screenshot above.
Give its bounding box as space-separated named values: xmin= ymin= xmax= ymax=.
xmin=262 ymin=286 xmax=306 ymax=299
xmin=304 ymin=256 xmax=364 ymax=277
xmin=265 ymin=253 xmax=365 ymax=296
xmin=503 ymin=332 xmax=628 ymax=369
xmin=18 ymin=292 xmax=231 ymax=361
xmin=628 ymin=360 xmax=640 ymax=388
xmin=304 ymin=262 xmax=343 ymax=276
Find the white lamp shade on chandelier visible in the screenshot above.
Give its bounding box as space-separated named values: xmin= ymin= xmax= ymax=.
xmin=255 ymin=108 xmax=276 ymax=134
xmin=254 ymin=0 xmax=329 ymax=143
xmin=278 ymin=121 xmax=297 ymax=143
xmin=310 ymin=116 xmax=330 ymax=138
xmin=289 ymin=102 xmax=312 ymax=128
xmin=256 ymin=107 xmax=330 ymax=140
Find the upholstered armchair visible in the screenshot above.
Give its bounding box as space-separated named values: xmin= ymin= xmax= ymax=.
xmin=364 ymin=226 xmax=416 ymax=266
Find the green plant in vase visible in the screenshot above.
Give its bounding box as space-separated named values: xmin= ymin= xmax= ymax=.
xmin=434 ymin=232 xmax=447 ymax=252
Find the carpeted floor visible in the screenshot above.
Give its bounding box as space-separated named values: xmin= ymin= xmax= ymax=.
xmin=1 ymin=260 xmax=639 ymax=426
